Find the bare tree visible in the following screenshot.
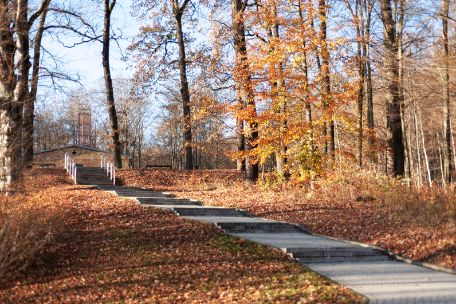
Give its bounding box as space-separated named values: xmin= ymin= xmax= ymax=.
xmin=170 ymin=0 xmax=194 ymax=170
xmin=23 ymin=0 xmax=51 ymax=167
xmin=102 ymin=0 xmax=122 ymax=168
xmin=441 ymin=0 xmax=451 ymax=183
xmin=0 ymin=0 xmax=50 ymax=191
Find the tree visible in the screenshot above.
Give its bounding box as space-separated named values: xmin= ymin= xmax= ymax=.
xmin=0 ymin=0 xmax=50 ymax=190
xmin=379 ymin=0 xmax=405 ymax=176
xmin=23 ymin=0 xmax=51 ymax=167
xmin=318 ymin=0 xmax=335 ymax=161
xmin=130 ymin=0 xmax=197 ymax=170
xmin=102 ymin=0 xmax=122 ymax=168
xmin=231 ymin=0 xmax=259 ymax=180
xmin=441 ymin=0 xmax=451 ymax=183
xmin=172 ymin=0 xmax=194 ymax=170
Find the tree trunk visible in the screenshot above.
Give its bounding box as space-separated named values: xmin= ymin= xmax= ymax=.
xmin=442 ymin=0 xmax=451 ymax=183
xmin=103 ymin=0 xmax=122 ymax=168
xmin=174 ymin=10 xmax=193 ymax=170
xmin=354 ymin=0 xmax=366 ymax=168
xmin=0 ymin=0 xmax=29 ymax=190
xmin=413 ymin=104 xmax=422 ymax=187
xmin=364 ymin=0 xmax=374 ymax=154
xmin=232 ymin=0 xmax=247 ymax=172
xmin=318 ymin=0 xmax=335 ymax=162
xmin=23 ymin=1 xmax=50 ymax=167
xmin=269 ymin=3 xmax=288 ymax=179
xmin=231 ymin=0 xmax=258 ymax=181
xmin=379 ymin=0 xmax=405 ymax=176
xmin=298 ymin=0 xmax=315 ymax=165
xmin=417 ymin=106 xmax=431 ymax=186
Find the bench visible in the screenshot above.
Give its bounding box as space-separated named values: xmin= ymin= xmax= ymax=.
xmin=33 ymin=163 xmax=56 ymax=168
xmin=145 ymin=165 xmax=172 ymax=169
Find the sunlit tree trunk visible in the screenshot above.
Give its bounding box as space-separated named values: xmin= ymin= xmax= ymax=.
xmin=23 ymin=1 xmax=50 ymax=167
xmin=0 ymin=0 xmax=28 ymax=190
xmin=413 ymin=104 xmax=422 ymax=187
xmin=268 ymin=2 xmax=288 ymax=179
xmin=103 ymin=0 xmax=122 ymax=168
xmin=298 ymin=0 xmax=314 ymax=147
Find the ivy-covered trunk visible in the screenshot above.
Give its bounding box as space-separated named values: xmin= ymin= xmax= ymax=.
xmin=0 ymin=102 xmax=23 ymax=191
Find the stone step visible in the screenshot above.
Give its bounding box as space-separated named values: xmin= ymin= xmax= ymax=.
xmin=137 ymin=197 xmax=201 ymax=206
xmin=78 ymin=178 xmax=112 ymax=182
xmin=97 ymin=185 xmax=124 ymax=190
xmin=286 ymin=247 xmax=384 ymax=258
xmin=297 ymin=255 xmax=391 ymax=264
xmin=78 ymin=181 xmax=113 ymax=185
xmin=115 ymin=192 xmax=162 ymax=197
xmin=173 ymin=207 xmax=250 ymax=217
xmin=116 ymin=192 xmax=172 ymax=198
xmin=218 ymin=222 xmax=303 ymax=233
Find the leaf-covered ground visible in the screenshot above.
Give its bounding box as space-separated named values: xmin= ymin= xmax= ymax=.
xmin=118 ymin=169 xmax=456 ymax=270
xmin=0 ymin=169 xmax=362 ymax=303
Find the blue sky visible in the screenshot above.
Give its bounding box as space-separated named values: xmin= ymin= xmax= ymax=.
xmin=44 ymin=0 xmax=139 ymax=91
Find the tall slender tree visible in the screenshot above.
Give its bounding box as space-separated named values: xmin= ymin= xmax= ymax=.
xmin=318 ymin=0 xmax=335 ymax=161
xmin=441 ymin=0 xmax=451 ymax=183
xmin=231 ymin=0 xmax=258 ymax=180
xmin=232 ymin=0 xmax=247 ymax=173
xmin=103 ymin=0 xmax=122 ymax=168
xmin=379 ymin=0 xmax=405 ymax=176
xmin=23 ymin=0 xmax=51 ymax=167
xmin=171 ymin=0 xmax=193 ymax=170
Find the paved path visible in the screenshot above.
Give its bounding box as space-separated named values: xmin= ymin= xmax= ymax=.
xmin=96 ymin=184 xmax=456 ymax=304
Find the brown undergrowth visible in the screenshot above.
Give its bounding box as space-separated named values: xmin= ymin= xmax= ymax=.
xmin=0 ymin=169 xmax=361 ymax=303
xmin=119 ymin=168 xmax=456 ymax=269
xmin=0 ymin=169 xmax=68 ymax=283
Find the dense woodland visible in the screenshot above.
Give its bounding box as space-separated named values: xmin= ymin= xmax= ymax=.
xmin=0 ymin=0 xmax=455 ymax=190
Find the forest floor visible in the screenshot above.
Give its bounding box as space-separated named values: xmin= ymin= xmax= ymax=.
xmin=0 ymin=169 xmax=362 ymax=303
xmin=118 ymin=169 xmax=456 ymax=270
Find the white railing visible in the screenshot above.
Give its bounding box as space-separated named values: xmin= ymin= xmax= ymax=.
xmin=64 ymin=153 xmax=77 ymax=184
xmin=100 ymin=156 xmax=116 ymax=185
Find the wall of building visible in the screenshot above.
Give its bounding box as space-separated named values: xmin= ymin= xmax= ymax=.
xmin=33 ymin=146 xmax=129 ymax=168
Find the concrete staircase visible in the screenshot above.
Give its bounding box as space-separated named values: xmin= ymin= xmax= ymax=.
xmin=102 ymin=185 xmax=388 ymax=263
xmin=76 ymin=167 xmax=113 ymax=185
xmin=96 ymin=184 xmax=456 ymax=303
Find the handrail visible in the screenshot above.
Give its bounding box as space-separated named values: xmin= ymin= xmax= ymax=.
xmin=100 ymin=156 xmax=116 ymax=185
xmin=64 ymin=153 xmax=77 ymax=184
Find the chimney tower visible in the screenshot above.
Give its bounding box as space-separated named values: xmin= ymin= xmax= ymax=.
xmin=77 ymin=109 xmax=91 ymax=146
